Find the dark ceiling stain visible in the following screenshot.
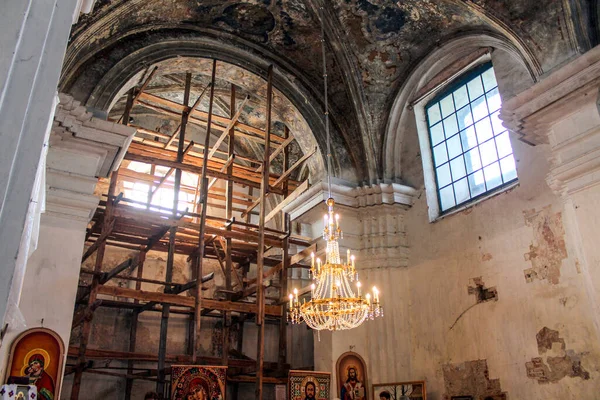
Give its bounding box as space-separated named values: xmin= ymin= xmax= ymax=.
xmin=215 ymin=3 xmax=276 ymax=42
xmin=356 ymin=0 xmax=378 ymax=16
xmin=374 ymin=7 xmax=406 ymax=34
xmin=64 ymin=0 xmax=582 ymax=182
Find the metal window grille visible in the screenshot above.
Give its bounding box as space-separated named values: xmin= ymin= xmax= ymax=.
xmin=426 ymin=62 xmax=518 ymax=213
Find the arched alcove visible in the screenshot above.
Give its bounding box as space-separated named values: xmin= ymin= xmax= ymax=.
xmin=382 ymin=32 xmax=539 ymax=185
xmin=60 ymin=27 xmax=365 ymax=184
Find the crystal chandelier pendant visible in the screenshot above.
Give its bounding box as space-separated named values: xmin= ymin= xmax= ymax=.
xmin=287 ymin=198 xmax=383 ymax=331
xmin=287 ymin=6 xmax=382 ymax=331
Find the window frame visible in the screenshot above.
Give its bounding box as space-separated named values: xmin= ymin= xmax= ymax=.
xmin=414 ymin=54 xmax=519 ymax=222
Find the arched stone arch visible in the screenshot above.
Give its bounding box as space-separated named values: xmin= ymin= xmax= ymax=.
xmin=382 ymin=31 xmax=539 ymax=183
xmin=61 ymin=27 xmax=365 ymax=183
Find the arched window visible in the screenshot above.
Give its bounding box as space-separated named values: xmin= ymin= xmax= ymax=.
xmin=423 ymin=62 xmax=517 ymax=214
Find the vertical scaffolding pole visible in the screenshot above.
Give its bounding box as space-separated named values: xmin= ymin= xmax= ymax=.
xmin=122 ymin=88 xmax=135 ymax=127
xmin=125 ymin=251 xmax=145 ymax=399
xmin=156 ymin=72 xmax=192 ymax=395
xmin=194 ymin=60 xmax=217 ymax=362
xmin=223 ymin=84 xmax=236 ymax=366
xmin=71 ymin=170 xmax=119 ymax=400
xmin=278 ymin=126 xmax=291 ymax=371
xmin=256 ymin=64 xmax=273 ymax=400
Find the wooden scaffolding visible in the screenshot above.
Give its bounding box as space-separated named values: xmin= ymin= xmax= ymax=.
xmin=67 ymin=62 xmax=315 ymax=399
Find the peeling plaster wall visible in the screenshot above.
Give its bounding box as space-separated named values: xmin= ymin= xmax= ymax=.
xmin=315 ymin=112 xmax=600 ymax=400
xmin=397 ymin=131 xmax=600 ymax=398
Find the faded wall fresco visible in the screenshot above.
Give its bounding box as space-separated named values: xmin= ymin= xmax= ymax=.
xmin=523 ymin=206 xmax=567 ymax=285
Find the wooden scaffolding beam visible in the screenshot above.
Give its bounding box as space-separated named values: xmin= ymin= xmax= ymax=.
xmin=71 ymin=171 xmax=119 ymax=400
xmin=72 ymin=60 xmax=315 ymax=399
xmin=255 ymin=64 xmax=274 ymax=400
xmin=193 ymin=59 xmax=217 ymax=362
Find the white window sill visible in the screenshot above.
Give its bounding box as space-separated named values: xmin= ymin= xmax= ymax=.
xmin=431 ymin=180 xmax=519 ymax=223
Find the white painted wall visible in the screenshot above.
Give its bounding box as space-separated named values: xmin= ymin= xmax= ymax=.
xmin=0 ymin=214 xmax=88 ymax=397
xmin=0 ymin=94 xmax=135 ymax=398
xmin=0 ymin=0 xmax=80 ymax=327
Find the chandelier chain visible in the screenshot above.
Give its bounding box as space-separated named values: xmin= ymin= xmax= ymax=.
xmin=287 ymin=4 xmax=382 ymax=331
xmin=320 ymin=6 xmax=332 ymax=199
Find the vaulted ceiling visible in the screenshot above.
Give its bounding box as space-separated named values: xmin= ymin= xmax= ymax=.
xmin=60 ymin=0 xmax=596 ymax=183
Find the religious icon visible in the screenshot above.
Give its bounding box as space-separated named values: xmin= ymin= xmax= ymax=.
xmin=336 ymin=352 xmax=368 ymax=400
xmin=373 ymin=381 xmax=426 ymax=400
xmin=0 ymin=384 xmax=37 ymax=400
xmin=288 ymin=371 xmax=330 ymax=400
xmin=171 ymin=365 xmax=226 ymax=400
xmin=22 ymin=353 xmax=53 ymax=399
xmin=4 ymin=328 xmax=64 ymax=400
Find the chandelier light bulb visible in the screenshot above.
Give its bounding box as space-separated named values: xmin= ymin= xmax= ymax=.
xmin=287 ymin=203 xmax=382 ymax=330
xmin=289 ymin=293 xmax=293 ymax=307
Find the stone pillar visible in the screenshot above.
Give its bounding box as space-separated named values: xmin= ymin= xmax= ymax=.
xmin=0 ymin=94 xmax=135 ymax=396
xmin=284 ymin=181 xmax=416 ymax=393
xmin=501 ymin=44 xmax=600 ymax=341
xmin=0 ymin=0 xmax=98 ymax=327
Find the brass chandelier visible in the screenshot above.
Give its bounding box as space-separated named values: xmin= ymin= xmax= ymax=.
xmin=287 ymin=7 xmax=382 ymax=331
xmin=287 ymin=197 xmax=383 ymax=331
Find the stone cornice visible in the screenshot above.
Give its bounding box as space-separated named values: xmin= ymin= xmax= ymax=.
xmin=45 ymin=94 xmax=136 ymax=221
xmin=54 ymin=93 xmax=136 ymax=178
xmin=500 ymin=45 xmax=600 ymax=145
xmin=500 ymin=46 xmax=600 ymax=196
xmin=284 ymin=181 xmax=416 ymax=222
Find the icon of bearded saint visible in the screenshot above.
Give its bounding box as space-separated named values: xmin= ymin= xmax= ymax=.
xmin=341 ymin=366 xmax=364 ymax=400
xmin=24 ymin=354 xmax=55 ymax=400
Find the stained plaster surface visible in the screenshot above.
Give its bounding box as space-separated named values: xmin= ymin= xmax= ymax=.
xmin=315 ymin=125 xmax=600 ymax=399
xmin=61 ymin=0 xmax=578 ymax=183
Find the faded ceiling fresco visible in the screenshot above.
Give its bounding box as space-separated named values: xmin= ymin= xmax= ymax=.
xmin=60 ymin=0 xmax=594 ymax=183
